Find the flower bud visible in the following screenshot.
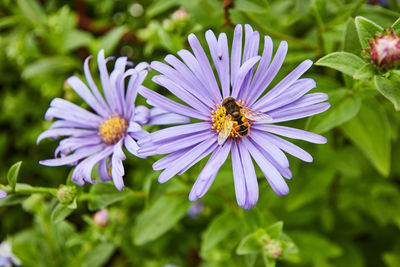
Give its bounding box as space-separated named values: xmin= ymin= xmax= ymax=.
xmin=94 ymin=210 xmax=109 ymax=227
xmin=171 ymin=9 xmax=189 ymax=23
xmin=57 ymin=185 xmax=76 ymax=206
xmin=367 ymin=29 xmax=400 ymax=68
xmin=263 ymin=239 xmax=282 ymax=259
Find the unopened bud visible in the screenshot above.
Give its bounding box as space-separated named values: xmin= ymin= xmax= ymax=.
xmin=263 ymin=239 xmax=282 ymax=259
xmin=57 ymin=185 xmax=76 ymax=205
xmin=366 ymin=29 xmax=400 ymax=68
xmin=94 ymin=210 xmax=109 ymax=227
xmin=171 ymin=9 xmax=189 ymax=22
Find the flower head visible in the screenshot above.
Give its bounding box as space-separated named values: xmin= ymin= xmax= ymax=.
xmin=0 ymin=190 xmax=6 ymax=199
xmin=37 ymin=50 xmax=188 ymax=190
xmin=139 ymin=24 xmax=329 ymax=209
xmin=366 ymin=29 xmax=400 ymax=68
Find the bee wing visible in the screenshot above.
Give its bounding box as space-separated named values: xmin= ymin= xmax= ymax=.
xmin=218 ymin=116 xmax=233 ymax=145
xmin=244 ymin=108 xmax=272 ymax=122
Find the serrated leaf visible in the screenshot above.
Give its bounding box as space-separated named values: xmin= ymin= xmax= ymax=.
xmin=307 ymin=89 xmax=361 ymax=134
xmin=315 ymin=52 xmax=366 ymax=76
xmin=133 ymin=195 xmax=191 ymax=245
xmin=355 ymin=16 xmax=383 ymax=49
xmin=88 ymin=183 xmax=130 ymax=210
xmin=7 ymin=161 xmax=22 ymax=191
xmin=51 ymin=203 xmax=74 ymax=223
xmin=374 ymin=71 xmax=400 ymax=111
xmin=341 ymin=100 xmax=391 ymax=176
xmin=201 ymin=210 xmax=238 ymax=252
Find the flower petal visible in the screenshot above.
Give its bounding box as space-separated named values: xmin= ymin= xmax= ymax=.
xmin=254 ymin=124 xmax=327 ymax=144
xmin=158 ymin=137 xmax=216 ymax=183
xmin=231 ymin=142 xmax=246 ymax=207
xmin=238 ymin=142 xmax=259 ymax=209
xmin=244 ymin=138 xmax=289 ymax=196
xmin=139 ymin=86 xmax=208 ymax=120
xmin=189 ymin=141 xmax=231 ymax=201
xmin=39 ymin=144 xmax=104 ymax=166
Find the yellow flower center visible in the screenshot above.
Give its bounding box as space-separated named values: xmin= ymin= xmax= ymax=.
xmin=211 ymin=99 xmax=248 ymax=139
xmin=98 ymin=114 xmax=128 ymax=145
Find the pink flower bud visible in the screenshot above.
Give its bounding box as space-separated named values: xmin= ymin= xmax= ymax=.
xmin=368 ymin=29 xmax=400 ymax=68
xmin=94 ymin=210 xmax=109 ymax=227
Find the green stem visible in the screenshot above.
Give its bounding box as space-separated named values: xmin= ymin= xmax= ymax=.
xmin=245 ymin=12 xmax=321 ymax=52
xmin=312 ymin=3 xmax=326 ymax=55
xmin=1 ymin=184 xmax=58 ymax=196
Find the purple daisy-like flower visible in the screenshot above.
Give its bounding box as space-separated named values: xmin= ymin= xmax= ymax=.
xmin=37 ymin=50 xmax=188 ymax=190
xmin=139 ymin=24 xmax=330 ymax=209
xmin=0 ymin=190 xmax=6 ymax=199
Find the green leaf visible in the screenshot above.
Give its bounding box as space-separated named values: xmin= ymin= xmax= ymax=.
xmin=81 ymin=243 xmax=116 ymax=267
xmin=0 ymin=194 xmax=28 ymax=207
xmin=391 ymin=16 xmax=400 ymax=31
xmin=201 ymin=210 xmax=238 ymax=252
xmin=355 ymin=16 xmax=383 ymax=49
xmin=7 ymin=161 xmax=22 ymax=191
xmin=237 ymin=229 xmax=265 ymax=255
xmin=341 ymin=100 xmax=391 ymax=176
xmin=291 ymin=232 xmax=342 ymax=262
xmin=51 ymin=203 xmax=74 ymax=223
xmin=235 ymin=0 xmax=267 ymax=14
xmin=353 ymin=63 xmax=375 ymax=81
xmin=266 ymin=222 xmax=283 ymax=239
xmin=17 ymin=0 xmax=46 ymax=27
xmin=307 ymin=89 xmax=361 ymax=134
xmin=343 ymin=18 xmax=362 ymax=55
xmin=133 ymin=195 xmax=191 ymax=245
xmin=91 ymin=26 xmax=127 ymax=55
xmin=374 ymin=71 xmax=400 ymax=111
xmin=22 ymin=57 xmax=78 ymax=79
xmin=88 ymin=183 xmax=130 ymax=210
xmin=315 ymin=52 xmax=366 ymax=76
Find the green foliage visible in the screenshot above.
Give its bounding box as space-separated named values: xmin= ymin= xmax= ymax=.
xmin=1 ymin=0 xmax=400 ymax=266
xmin=7 ymin=161 xmax=22 ymax=191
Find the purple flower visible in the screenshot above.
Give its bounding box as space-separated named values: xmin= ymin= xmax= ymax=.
xmin=0 ymin=190 xmax=6 ymax=199
xmin=37 ymin=50 xmax=188 ymax=190
xmin=139 ymin=24 xmax=329 ymax=209
xmin=0 ymin=241 xmax=20 ymax=266
xmin=187 ymin=202 xmax=204 ymax=218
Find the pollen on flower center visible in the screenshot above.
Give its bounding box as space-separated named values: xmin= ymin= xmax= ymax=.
xmin=98 ymin=114 xmax=128 ymax=145
xmin=211 ymin=98 xmax=249 ymax=139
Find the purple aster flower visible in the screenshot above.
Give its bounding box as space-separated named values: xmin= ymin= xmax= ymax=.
xmin=37 ymin=50 xmax=188 ymax=190
xmin=139 ymin=24 xmax=330 ymax=209
xmin=0 ymin=191 xmax=6 ymax=199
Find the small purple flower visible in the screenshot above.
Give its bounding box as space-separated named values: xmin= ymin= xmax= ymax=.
xmin=139 ymin=24 xmax=329 ymax=209
xmin=187 ymin=202 xmax=204 ymax=218
xmin=0 ymin=191 xmax=6 ymax=199
xmin=37 ymin=50 xmax=188 ymax=190
xmin=0 ymin=241 xmax=20 ymax=266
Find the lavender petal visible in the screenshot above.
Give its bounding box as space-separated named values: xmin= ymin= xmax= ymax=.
xmin=253 ymin=124 xmax=327 ymax=144
xmin=189 ymin=141 xmax=231 ymax=201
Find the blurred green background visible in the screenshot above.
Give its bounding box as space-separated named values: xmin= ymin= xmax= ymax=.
xmin=1 ymin=0 xmax=400 ymax=266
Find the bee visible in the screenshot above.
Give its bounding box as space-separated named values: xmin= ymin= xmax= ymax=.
xmin=218 ymin=97 xmax=272 ymax=145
